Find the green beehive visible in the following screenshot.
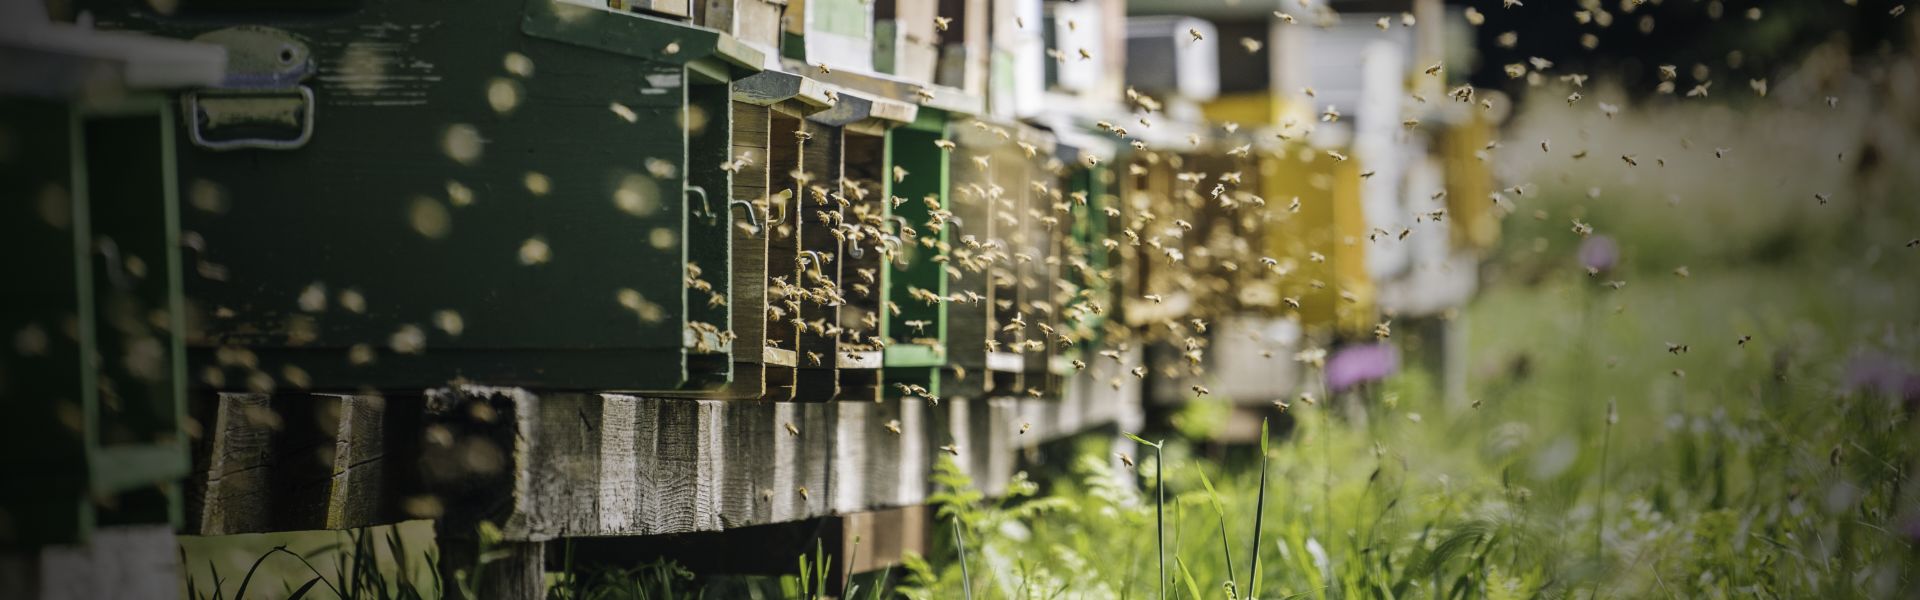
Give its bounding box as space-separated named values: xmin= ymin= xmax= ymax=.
xmin=81 ymin=0 xmax=763 ymax=392
xmin=1 ymin=15 xmax=223 ymax=548
xmin=881 ymin=109 xmax=952 ymax=400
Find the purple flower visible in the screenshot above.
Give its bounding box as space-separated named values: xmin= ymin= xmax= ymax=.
xmin=1326 ymin=343 xmax=1399 ymax=393
xmin=1899 ymin=514 xmax=1920 ymax=546
xmin=1578 ymin=235 xmax=1619 ymax=274
xmin=1842 ymin=352 xmax=1911 ymax=397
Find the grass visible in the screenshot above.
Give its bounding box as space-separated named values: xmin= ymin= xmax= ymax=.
xmin=888 ymin=258 xmax=1917 ymax=599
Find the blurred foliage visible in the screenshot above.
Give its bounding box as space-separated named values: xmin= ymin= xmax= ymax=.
xmin=1463 ymin=0 xmax=1915 ymax=96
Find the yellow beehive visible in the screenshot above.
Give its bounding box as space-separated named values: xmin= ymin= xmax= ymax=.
xmin=1439 ymin=113 xmax=1500 ymax=251
xmin=1260 ymin=143 xmax=1374 ymax=336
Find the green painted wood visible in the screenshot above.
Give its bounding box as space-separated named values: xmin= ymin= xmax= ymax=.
xmin=881 ymin=110 xmax=951 ymax=397
xmin=0 ymin=98 xmax=91 ymax=549
xmin=81 ymin=0 xmax=773 ymax=392
xmin=684 ymin=80 xmax=737 ymax=389
xmin=0 ymin=94 xmax=191 ymax=548
xmin=522 ymin=0 xmax=765 ymax=72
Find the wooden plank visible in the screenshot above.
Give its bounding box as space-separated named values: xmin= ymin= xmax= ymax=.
xmin=194 ymin=393 xmax=272 ymax=535
xmin=419 ymin=381 xmax=1137 ymax=542
xmin=714 ymin=399 xmax=776 ymax=528
xmin=325 ymin=394 xmax=391 ymax=529
xmin=434 ymin=519 xmax=544 ymax=600
xmin=193 ymin=393 xmax=341 ymax=535
xmin=838 ymin=504 xmax=927 ymax=577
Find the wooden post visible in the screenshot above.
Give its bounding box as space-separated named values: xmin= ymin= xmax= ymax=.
xmin=432 ymin=519 xmax=545 ymax=600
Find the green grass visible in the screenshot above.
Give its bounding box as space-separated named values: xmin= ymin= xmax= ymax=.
xmin=892 ymin=267 xmax=1917 ymax=599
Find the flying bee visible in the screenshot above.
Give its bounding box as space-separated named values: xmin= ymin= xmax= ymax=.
xmin=934 ymin=139 xmax=956 ymax=151
xmin=1666 ymin=342 xmax=1689 ymax=355
xmin=1375 ymin=320 xmax=1392 ymax=339
xmin=1240 ymin=37 xmax=1262 ymax=53
xmin=1116 ymin=453 xmax=1135 ymax=468
xmin=785 ymin=422 xmax=800 ymax=437
xmin=1191 ymin=385 xmax=1210 ymax=396
xmin=941 ymin=443 xmax=961 ymax=456
xmin=885 ymin=419 xmax=903 ymax=435
xmin=1131 ymin=366 xmax=1147 ymax=379
xmin=934 ymin=16 xmax=952 ymax=31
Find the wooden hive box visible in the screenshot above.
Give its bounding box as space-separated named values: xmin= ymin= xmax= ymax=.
xmin=81 ymin=0 xmax=765 ymax=393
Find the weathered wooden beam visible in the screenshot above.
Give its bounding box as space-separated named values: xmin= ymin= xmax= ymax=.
xmin=433 ymin=519 xmax=544 ymax=600
xmin=424 ymin=376 xmax=1132 ymax=542
xmin=190 ymin=392 xmax=416 ymax=536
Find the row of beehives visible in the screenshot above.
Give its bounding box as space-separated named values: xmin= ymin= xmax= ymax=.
xmin=1 ymin=0 xmax=1500 ymax=550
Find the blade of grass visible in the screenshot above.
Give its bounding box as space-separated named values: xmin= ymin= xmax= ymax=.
xmin=1127 ymin=431 xmax=1166 ymax=600
xmin=1248 ymin=418 xmax=1270 ymax=598
xmin=286 ymin=577 xmax=323 ymax=600
xmin=952 ymin=516 xmax=974 ymax=600
xmin=1197 ymin=464 xmax=1237 ymax=589
xmin=232 ymin=544 xmax=286 ymax=600
xmin=1175 ymin=557 xmax=1204 ymax=600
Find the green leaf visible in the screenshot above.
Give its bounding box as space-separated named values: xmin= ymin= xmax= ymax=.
xmin=1176 ymin=557 xmax=1205 ymax=600
xmin=285 ymin=577 xmax=323 ymax=600
xmin=232 ymin=545 xmax=286 ymax=600
xmin=1123 ymin=432 xmax=1162 ymax=449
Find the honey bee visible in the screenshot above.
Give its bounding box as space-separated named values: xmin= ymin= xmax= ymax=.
xmin=934 ymin=139 xmax=956 ymax=152
xmin=785 ymin=422 xmax=800 ymax=437
xmin=934 ymin=16 xmax=952 ymax=31
xmin=885 ymin=419 xmax=903 ymax=435
xmin=1116 ymin=453 xmax=1135 ymax=468
xmin=941 ymin=443 xmax=961 ymax=456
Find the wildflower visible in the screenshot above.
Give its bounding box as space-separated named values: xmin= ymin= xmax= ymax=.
xmin=1326 ymin=343 xmax=1399 ymax=393
xmin=1578 ymin=235 xmax=1619 ymax=275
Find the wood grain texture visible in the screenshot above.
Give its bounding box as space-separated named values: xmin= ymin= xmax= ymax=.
xmin=193 ymin=393 xmax=399 ymax=535
xmin=182 ymin=376 xmax=1135 ymax=542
